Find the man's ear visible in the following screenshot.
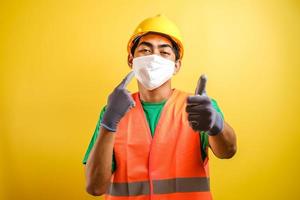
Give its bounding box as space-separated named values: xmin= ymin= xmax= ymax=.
xmin=128 ymin=54 xmax=133 ymax=69
xmin=174 ymin=59 xmax=182 ymax=75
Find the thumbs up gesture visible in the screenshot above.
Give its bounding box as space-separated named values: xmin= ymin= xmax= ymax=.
xmin=186 ymin=75 xmax=224 ymax=136
xmin=101 ymin=71 xmax=136 ymax=132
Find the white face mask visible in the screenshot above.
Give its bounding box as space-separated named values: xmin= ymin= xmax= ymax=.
xmin=132 ymin=55 xmax=176 ymax=90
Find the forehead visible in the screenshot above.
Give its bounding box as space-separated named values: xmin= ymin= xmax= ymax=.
xmin=138 ymin=33 xmax=173 ymax=47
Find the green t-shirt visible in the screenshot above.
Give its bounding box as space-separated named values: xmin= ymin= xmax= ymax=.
xmin=82 ymin=97 xmax=224 ymax=172
xmin=141 ymin=99 xmax=167 ymax=137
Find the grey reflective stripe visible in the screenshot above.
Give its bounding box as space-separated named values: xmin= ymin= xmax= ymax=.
xmin=153 ymin=177 xmax=210 ymax=194
xmin=107 ymin=177 xmax=209 ymax=196
xmin=107 ymin=181 xmax=150 ymax=196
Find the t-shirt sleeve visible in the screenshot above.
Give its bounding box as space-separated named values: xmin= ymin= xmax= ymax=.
xmin=200 ymin=98 xmax=224 ymax=160
xmin=211 ymin=98 xmax=224 ymax=120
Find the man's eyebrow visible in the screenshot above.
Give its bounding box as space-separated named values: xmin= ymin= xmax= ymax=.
xmin=158 ymin=44 xmax=173 ymax=49
xmin=138 ymin=41 xmax=153 ymax=48
xmin=138 ymin=42 xmax=173 ymax=50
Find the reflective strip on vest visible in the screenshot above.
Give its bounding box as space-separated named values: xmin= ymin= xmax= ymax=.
xmin=107 ymin=177 xmax=210 ymax=196
xmin=107 ymin=180 xmax=150 ymax=196
xmin=153 ymin=177 xmax=210 ymax=194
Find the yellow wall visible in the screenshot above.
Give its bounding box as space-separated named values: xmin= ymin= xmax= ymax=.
xmin=1 ymin=0 xmax=299 ymax=199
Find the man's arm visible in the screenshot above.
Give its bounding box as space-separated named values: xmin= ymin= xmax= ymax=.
xmin=84 ymin=71 xmax=135 ymax=196
xmin=85 ymin=127 xmax=115 ymax=196
xmin=208 ymin=121 xmax=237 ymax=159
xmin=186 ymin=74 xmax=237 ymax=159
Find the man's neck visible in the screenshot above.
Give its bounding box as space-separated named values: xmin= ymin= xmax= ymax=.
xmin=138 ymin=80 xmax=173 ymax=103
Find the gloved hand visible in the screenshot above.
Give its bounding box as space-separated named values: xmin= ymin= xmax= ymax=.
xmin=186 ymin=74 xmax=224 ymax=136
xmin=101 ymin=71 xmax=135 ymax=132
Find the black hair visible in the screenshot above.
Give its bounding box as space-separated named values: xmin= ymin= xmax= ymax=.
xmin=130 ymin=32 xmax=180 ymax=61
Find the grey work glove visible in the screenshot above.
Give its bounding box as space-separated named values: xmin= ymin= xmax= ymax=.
xmin=101 ymin=71 xmax=136 ymax=132
xmin=186 ymin=74 xmax=224 ymax=136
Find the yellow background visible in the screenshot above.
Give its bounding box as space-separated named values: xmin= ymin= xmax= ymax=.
xmin=1 ymin=0 xmax=300 ymax=199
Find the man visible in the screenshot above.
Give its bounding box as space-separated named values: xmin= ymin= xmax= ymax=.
xmin=83 ymin=14 xmax=237 ymax=199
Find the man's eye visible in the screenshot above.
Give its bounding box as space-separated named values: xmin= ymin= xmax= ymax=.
xmin=161 ymin=51 xmax=170 ymax=55
xmin=139 ymin=49 xmax=151 ymax=53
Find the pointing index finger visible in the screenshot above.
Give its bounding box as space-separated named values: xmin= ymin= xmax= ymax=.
xmin=117 ymin=71 xmax=135 ymax=89
xmin=195 ymin=74 xmax=207 ymax=95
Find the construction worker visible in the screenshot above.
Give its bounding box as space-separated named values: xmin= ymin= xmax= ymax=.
xmin=83 ymin=14 xmax=237 ymax=199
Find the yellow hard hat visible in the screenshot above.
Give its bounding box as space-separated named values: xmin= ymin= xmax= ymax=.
xmin=127 ymin=14 xmax=184 ymax=59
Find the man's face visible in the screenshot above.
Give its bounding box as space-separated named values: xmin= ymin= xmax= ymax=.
xmin=128 ymin=33 xmax=181 ymax=72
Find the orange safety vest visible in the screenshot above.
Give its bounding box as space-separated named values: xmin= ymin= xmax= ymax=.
xmin=105 ymin=89 xmax=212 ymax=200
